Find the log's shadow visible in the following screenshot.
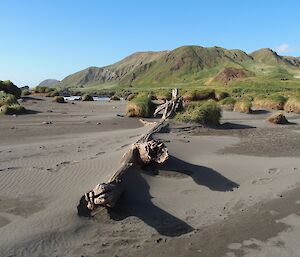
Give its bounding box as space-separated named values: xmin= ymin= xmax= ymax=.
xmin=108 ymin=168 xmax=194 ymax=237
xmin=146 ymin=155 xmax=239 ymax=192
xmin=251 ymin=109 xmax=270 ymax=114
xmin=21 ymin=96 xmax=45 ymax=102
xmin=107 ymin=156 xmax=239 ymax=236
xmin=218 ymin=122 xmax=255 ymax=130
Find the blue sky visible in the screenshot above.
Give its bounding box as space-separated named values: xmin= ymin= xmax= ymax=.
xmin=1 ymin=0 xmax=300 ymax=86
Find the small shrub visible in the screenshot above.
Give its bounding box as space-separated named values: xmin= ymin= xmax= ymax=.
xmin=182 ymin=89 xmax=215 ymax=101
xmin=110 ymin=95 xmax=120 ymax=101
xmin=0 ymin=91 xmax=18 ymax=106
xmin=0 ymin=91 xmax=25 ymax=114
xmin=234 ymin=98 xmax=252 ymax=113
xmin=176 ymin=100 xmax=221 ymax=126
xmin=45 ymin=90 xmax=59 ymax=97
xmin=82 ymin=94 xmax=94 ymax=101
xmin=21 ymin=89 xmax=31 ymax=96
xmin=253 ymin=94 xmax=287 ymax=110
xmin=126 ymin=95 xmax=155 ymax=117
xmin=220 ymin=97 xmax=236 ymax=111
xmin=284 ymin=94 xmax=300 ymax=113
xmin=54 ymin=96 xmax=65 ymax=103
xmin=267 ymin=112 xmax=289 ymax=124
xmin=0 ymin=80 xmax=21 ymax=98
xmin=35 ymin=86 xmax=52 ymax=93
xmin=2 ymin=104 xmax=26 ymax=114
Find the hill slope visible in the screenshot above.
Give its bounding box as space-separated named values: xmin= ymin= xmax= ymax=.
xmin=38 ymin=79 xmax=60 ymax=87
xmin=57 ymin=45 xmax=300 ymax=91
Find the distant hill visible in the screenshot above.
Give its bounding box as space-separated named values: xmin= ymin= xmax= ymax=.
xmin=57 ymin=45 xmax=300 ymax=91
xmin=38 ymin=79 xmax=60 ymax=87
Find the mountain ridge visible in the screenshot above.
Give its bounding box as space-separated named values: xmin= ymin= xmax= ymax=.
xmin=57 ymin=45 xmax=300 ymax=90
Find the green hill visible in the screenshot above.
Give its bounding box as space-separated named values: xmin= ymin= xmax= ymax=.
xmin=57 ymin=45 xmax=300 ymax=93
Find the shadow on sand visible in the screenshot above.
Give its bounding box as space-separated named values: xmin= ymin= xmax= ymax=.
xmin=107 ymin=156 xmax=239 ymax=237
xmin=218 ymin=122 xmax=255 ymax=130
xmin=21 ymin=96 xmax=45 ymax=102
xmin=250 ymin=109 xmax=270 ymax=115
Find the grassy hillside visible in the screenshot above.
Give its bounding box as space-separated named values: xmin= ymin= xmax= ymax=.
xmin=57 ymin=45 xmax=300 ymax=94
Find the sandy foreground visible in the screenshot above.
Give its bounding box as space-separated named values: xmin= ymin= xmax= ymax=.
xmin=1 ymin=96 xmax=300 ymax=257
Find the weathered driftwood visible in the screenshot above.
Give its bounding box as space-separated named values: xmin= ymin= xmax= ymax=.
xmin=77 ymin=89 xmax=180 ymax=217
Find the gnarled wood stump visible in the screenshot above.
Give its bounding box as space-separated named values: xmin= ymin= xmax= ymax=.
xmin=77 ymin=89 xmax=180 ymax=217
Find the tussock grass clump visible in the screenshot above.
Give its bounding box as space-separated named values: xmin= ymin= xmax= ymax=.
xmin=45 ymin=90 xmax=59 ymax=97
xmin=220 ymin=97 xmax=236 ymax=111
xmin=182 ymin=89 xmax=215 ymax=101
xmin=0 ymin=80 xmax=21 ymax=98
xmin=1 ymin=104 xmax=26 ymax=115
xmin=126 ymin=95 xmax=155 ymax=117
xmin=234 ymin=98 xmax=252 ymax=113
xmin=35 ymin=86 xmax=52 ymax=93
xmin=0 ymin=91 xmax=18 ymax=106
xmin=154 ymin=90 xmax=172 ymax=101
xmin=21 ymin=89 xmax=31 ymax=96
xmin=0 ymin=91 xmax=26 ymax=114
xmin=53 ymin=96 xmax=65 ymax=103
xmin=267 ymin=112 xmax=289 ymax=124
xmin=82 ymin=94 xmax=94 ymax=101
xmin=284 ymin=94 xmax=300 ymax=113
xmin=253 ymin=94 xmax=287 ymax=110
xmin=110 ymin=95 xmax=120 ymax=101
xmin=215 ymin=91 xmax=230 ymax=101
xmin=176 ymin=100 xmax=221 ymax=126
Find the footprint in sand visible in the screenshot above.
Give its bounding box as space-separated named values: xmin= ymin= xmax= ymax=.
xmin=96 ymin=151 xmax=106 ymax=156
xmin=0 ymin=167 xmax=20 ymax=172
xmin=116 ymin=143 xmax=131 ymax=150
xmin=54 ymin=161 xmax=71 ymax=171
xmin=266 ymin=168 xmax=281 ymax=175
xmin=251 ymin=177 xmax=272 ymax=185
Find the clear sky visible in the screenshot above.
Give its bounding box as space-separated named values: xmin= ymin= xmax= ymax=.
xmin=1 ymin=0 xmax=300 ymax=86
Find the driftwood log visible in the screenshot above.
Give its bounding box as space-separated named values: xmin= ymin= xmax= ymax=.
xmin=77 ymin=89 xmax=181 ymax=217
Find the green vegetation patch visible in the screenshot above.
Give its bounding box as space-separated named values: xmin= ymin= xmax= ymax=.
xmin=21 ymin=89 xmax=31 ymax=96
xmin=176 ymin=100 xmax=221 ymax=126
xmin=182 ymin=89 xmax=215 ymax=101
xmin=35 ymin=86 xmax=53 ymax=93
xmin=0 ymin=80 xmax=21 ymax=98
xmin=253 ymin=94 xmax=287 ymax=110
xmin=219 ymin=97 xmax=236 ymax=111
xmin=284 ymin=94 xmax=300 ymax=114
xmin=45 ymin=90 xmax=59 ymax=97
xmin=215 ymin=91 xmax=230 ymax=101
xmin=81 ymin=94 xmax=94 ymax=101
xmin=53 ymin=96 xmax=65 ymax=103
xmin=153 ymin=89 xmax=172 ymax=101
xmin=126 ymin=95 xmax=155 ymax=117
xmin=233 ymin=98 xmax=252 ymax=113
xmin=0 ymin=91 xmax=26 ymax=114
